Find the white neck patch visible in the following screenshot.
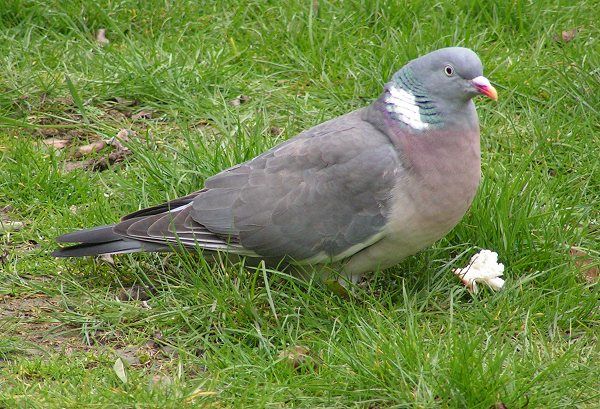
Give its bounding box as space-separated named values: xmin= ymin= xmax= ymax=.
xmin=384 ymin=86 xmax=429 ymax=130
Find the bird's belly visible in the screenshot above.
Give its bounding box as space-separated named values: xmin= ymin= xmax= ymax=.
xmin=344 ymin=170 xmax=479 ymax=275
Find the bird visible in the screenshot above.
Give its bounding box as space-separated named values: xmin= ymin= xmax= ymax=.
xmin=53 ymin=47 xmax=497 ymax=286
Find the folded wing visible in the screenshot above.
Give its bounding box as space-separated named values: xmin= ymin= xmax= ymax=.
xmin=55 ymin=110 xmax=402 ymax=262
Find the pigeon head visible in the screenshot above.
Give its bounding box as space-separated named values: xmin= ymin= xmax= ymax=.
xmin=406 ymin=47 xmax=497 ymax=103
xmin=382 ymin=47 xmax=497 ymax=130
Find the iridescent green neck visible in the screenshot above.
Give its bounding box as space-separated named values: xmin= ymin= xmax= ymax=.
xmin=383 ymin=67 xmax=443 ymax=130
xmin=391 ymin=67 xmax=427 ymax=95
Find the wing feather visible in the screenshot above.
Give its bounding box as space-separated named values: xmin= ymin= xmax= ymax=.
xmin=72 ymin=109 xmax=401 ymax=262
xmin=190 ymin=109 xmax=401 ymax=261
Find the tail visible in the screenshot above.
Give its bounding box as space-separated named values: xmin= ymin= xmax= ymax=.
xmin=52 ymin=225 xmax=168 ymax=257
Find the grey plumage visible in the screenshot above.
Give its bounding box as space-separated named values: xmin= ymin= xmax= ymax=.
xmin=194 ymin=110 xmax=400 ymax=261
xmin=53 ymin=47 xmax=497 ymax=283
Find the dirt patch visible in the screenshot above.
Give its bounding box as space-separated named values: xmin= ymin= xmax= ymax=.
xmin=0 ymin=205 xmax=24 ymax=235
xmin=0 ymin=239 xmax=40 ymax=265
xmin=570 ymin=247 xmax=599 ymax=284
xmin=16 ymin=94 xmax=166 ymax=172
xmin=0 ymin=294 xmax=179 ymax=370
xmin=1 ymin=205 xmax=40 ymax=262
xmin=0 ymin=294 xmax=88 ymax=354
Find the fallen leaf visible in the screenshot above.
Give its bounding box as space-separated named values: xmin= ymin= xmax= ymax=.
xmin=115 ymin=346 xmax=141 ymax=366
xmin=107 ymin=129 xmax=134 ymax=149
xmin=269 ymin=126 xmax=283 ymax=137
xmin=75 ymin=140 xmax=106 ymax=157
xmin=117 ymin=284 xmax=152 ymax=301
xmin=113 ymin=97 xmax=139 ymax=107
xmin=132 ymin=110 xmax=152 ymax=120
xmin=89 ymin=148 xmax=131 ymax=171
xmin=64 ymin=160 xmax=90 ymax=172
xmin=43 ymin=138 xmax=71 ymax=149
xmin=64 ymin=130 xmax=134 ymax=172
xmin=569 ymin=247 xmax=598 ymax=284
xmin=113 ymin=357 xmax=127 ymax=384
xmin=144 ymin=332 xmax=166 ymax=354
xmin=493 ymin=402 xmax=508 ymax=409
xmin=153 ymin=331 xmax=164 ymax=343
xmin=0 ymin=220 xmax=24 ymax=234
xmin=96 ymin=28 xmax=109 ymax=46
xmin=22 ymin=239 xmax=40 ymax=252
xmin=229 ymin=94 xmax=250 ymax=106
xmin=1 ymin=205 xmax=14 ymax=213
xmin=100 ymin=254 xmax=115 ymax=266
xmin=194 ymin=119 xmax=211 ymax=127
xmin=561 ymin=28 xmax=577 ymax=42
xmin=0 ymin=249 xmax=8 ymax=264
xmin=160 ymin=344 xmax=179 ymax=358
xmin=553 ymin=28 xmax=578 ymax=43
xmin=150 ymin=374 xmax=173 ymax=388
xmin=278 ymin=345 xmax=315 ymax=369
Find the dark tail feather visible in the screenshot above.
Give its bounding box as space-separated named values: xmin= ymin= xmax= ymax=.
xmin=56 ymin=225 xmax=122 ymax=244
xmin=53 ymin=225 xmax=168 ymax=257
xmin=52 ymin=238 xmax=168 ymax=257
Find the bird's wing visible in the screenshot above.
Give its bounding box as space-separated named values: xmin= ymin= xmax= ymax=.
xmin=109 ymin=109 xmax=402 ymax=262
xmin=197 ymin=109 xmax=402 ymax=261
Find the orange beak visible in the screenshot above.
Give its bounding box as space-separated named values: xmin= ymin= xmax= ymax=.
xmin=471 ymin=76 xmax=498 ymax=101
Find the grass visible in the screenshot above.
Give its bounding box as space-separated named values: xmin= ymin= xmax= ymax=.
xmin=0 ymin=0 xmax=598 ymax=407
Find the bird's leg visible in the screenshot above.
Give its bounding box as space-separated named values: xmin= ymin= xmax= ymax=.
xmin=338 ymin=271 xmax=364 ymax=288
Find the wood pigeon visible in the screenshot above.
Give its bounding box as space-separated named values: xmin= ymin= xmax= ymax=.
xmin=53 ymin=47 xmax=498 ymax=285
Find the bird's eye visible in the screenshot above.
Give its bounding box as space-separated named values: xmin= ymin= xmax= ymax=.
xmin=444 ymin=65 xmax=454 ymax=76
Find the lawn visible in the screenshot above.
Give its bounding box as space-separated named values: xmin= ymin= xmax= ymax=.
xmin=0 ymin=0 xmax=598 ymax=407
